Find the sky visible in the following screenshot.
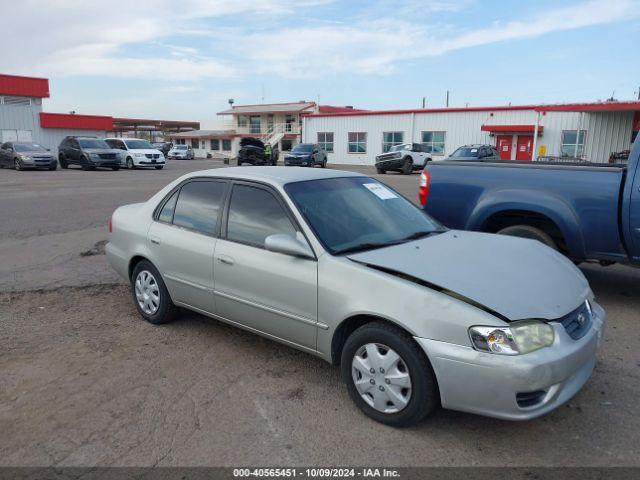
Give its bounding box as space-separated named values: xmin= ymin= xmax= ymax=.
xmin=4 ymin=0 xmax=640 ymax=126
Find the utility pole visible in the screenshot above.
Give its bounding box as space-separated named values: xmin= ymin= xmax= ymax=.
xmin=446 ymin=90 xmax=450 ymax=107
xmin=422 ymin=97 xmax=426 ymax=109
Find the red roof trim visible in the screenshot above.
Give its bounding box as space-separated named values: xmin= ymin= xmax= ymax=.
xmin=40 ymin=112 xmax=113 ymax=131
xmin=0 ymin=74 xmax=50 ymax=98
xmin=304 ymin=105 xmax=539 ymax=118
xmin=534 ymin=102 xmax=640 ymax=112
xmin=481 ymin=124 xmax=544 ymax=133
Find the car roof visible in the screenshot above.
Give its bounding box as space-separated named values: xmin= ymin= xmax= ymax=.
xmin=183 ymin=166 xmax=365 ymax=187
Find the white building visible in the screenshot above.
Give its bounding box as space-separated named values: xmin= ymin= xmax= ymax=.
xmin=302 ymin=102 xmax=640 ymax=165
xmin=169 ymin=102 xmax=366 ymax=159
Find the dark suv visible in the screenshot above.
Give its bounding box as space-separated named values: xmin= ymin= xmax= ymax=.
xmin=58 ymin=136 xmax=122 ymax=170
xmin=284 ymin=143 xmax=327 ymax=167
xmin=445 ymin=144 xmax=500 ymax=162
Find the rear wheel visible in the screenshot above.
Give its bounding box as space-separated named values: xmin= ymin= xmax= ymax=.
xmin=341 ymin=322 xmax=439 ymax=427
xmin=497 ymin=225 xmax=558 ymax=250
xmin=131 ymin=260 xmax=178 ymax=325
xmin=401 ymin=157 xmax=413 ymax=175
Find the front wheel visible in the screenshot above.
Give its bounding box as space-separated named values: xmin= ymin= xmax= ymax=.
xmin=131 ymin=260 xmax=178 ymax=325
xmin=401 ymin=157 xmax=413 ymax=175
xmin=376 ymin=167 xmax=386 ymax=174
xmin=497 ymin=225 xmax=558 ymax=250
xmin=126 ymin=157 xmax=135 ymax=169
xmin=14 ymin=158 xmax=23 ymax=171
xmin=59 ymin=156 xmax=68 ymax=169
xmin=341 ymin=322 xmax=439 ymax=427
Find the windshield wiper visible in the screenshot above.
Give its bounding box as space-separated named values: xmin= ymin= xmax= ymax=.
xmin=336 ymin=242 xmax=400 ymax=255
xmin=400 ymin=229 xmax=446 ymax=241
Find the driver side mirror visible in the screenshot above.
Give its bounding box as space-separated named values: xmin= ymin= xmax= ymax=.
xmin=265 ymin=233 xmax=314 ymax=259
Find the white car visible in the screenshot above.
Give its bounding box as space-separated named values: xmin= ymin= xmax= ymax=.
xmin=105 ymin=138 xmax=166 ymax=170
xmin=375 ymin=143 xmax=435 ymax=175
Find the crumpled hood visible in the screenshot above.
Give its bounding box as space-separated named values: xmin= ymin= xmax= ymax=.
xmin=347 ymin=230 xmax=590 ymax=321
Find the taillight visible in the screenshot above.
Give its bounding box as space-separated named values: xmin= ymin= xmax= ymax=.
xmin=418 ymin=170 xmax=430 ymax=205
xmin=108 ymin=217 xmax=112 ymax=233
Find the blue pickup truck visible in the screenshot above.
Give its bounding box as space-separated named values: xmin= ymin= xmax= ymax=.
xmin=420 ymin=137 xmax=640 ymax=267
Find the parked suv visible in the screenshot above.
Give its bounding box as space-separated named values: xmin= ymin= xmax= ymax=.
xmin=445 ymin=144 xmax=500 ymax=162
xmin=105 ymin=138 xmax=165 ymax=170
xmin=58 ymin=137 xmax=122 ymax=170
xmin=0 ymin=142 xmax=57 ymax=170
xmin=284 ymin=143 xmax=327 ymax=167
xmin=375 ymin=143 xmax=434 ymax=175
xmin=167 ymin=145 xmax=194 ymax=160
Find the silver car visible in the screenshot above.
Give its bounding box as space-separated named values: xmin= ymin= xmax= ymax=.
xmin=106 ymin=167 xmax=605 ymax=426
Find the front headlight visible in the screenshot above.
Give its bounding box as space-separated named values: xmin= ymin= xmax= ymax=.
xmin=19 ymin=154 xmax=30 ymax=161
xmin=469 ymin=320 xmax=555 ymax=355
xmin=135 ymin=152 xmax=145 ymax=158
xmin=90 ymin=152 xmax=100 ymax=158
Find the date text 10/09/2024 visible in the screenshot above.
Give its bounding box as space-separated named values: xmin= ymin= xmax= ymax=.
xmin=232 ymin=468 xmax=401 ymax=478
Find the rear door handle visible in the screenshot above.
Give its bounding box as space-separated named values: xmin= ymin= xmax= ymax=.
xmin=150 ymin=236 xmax=161 ymax=245
xmin=217 ymin=255 xmax=235 ymax=265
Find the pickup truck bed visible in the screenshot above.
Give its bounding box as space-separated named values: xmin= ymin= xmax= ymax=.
xmin=420 ymin=139 xmax=640 ymax=266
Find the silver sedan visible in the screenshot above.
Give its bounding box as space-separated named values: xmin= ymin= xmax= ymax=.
xmin=106 ymin=167 xmax=605 ymax=426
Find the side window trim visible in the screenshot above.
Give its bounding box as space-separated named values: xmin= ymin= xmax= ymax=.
xmin=220 ymin=179 xmax=316 ymax=258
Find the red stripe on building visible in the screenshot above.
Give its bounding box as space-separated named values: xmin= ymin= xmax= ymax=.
xmin=0 ymin=74 xmax=50 ymax=98
xmin=481 ymin=124 xmax=544 ymax=133
xmin=40 ymin=112 xmax=113 ymax=131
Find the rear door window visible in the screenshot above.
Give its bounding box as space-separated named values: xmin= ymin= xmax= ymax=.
xmin=172 ymin=180 xmax=227 ymax=235
xmin=226 ymin=184 xmax=297 ymax=247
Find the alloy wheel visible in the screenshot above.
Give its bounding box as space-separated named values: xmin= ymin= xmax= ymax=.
xmin=135 ymin=270 xmax=160 ymax=315
xmin=352 ymin=343 xmax=412 ymax=413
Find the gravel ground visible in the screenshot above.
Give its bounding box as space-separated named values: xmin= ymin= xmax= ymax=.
xmin=1 ymin=160 xmax=639 ymax=467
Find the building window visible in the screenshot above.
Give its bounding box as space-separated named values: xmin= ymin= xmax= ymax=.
xmin=249 ymin=116 xmax=261 ymax=134
xmin=421 ymin=131 xmax=446 ymax=155
xmin=191 ymin=139 xmax=200 ymax=149
xmin=176 ymin=139 xmax=185 ymax=145
xmin=561 ymin=130 xmax=586 ymax=157
xmin=237 ymin=115 xmax=248 ymax=127
xmin=382 ymin=132 xmax=404 ymax=153
xmin=318 ymin=132 xmax=334 ymax=152
xmin=348 ymin=132 xmax=367 ymax=153
xmin=210 ymin=139 xmax=220 ymax=150
xmin=267 ymin=114 xmax=274 ymax=132
xmin=222 ymin=139 xmax=231 ymax=151
xmin=285 ymin=115 xmax=294 ymax=132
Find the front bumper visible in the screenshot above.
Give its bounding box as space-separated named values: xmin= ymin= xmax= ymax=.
xmin=415 ymin=302 xmax=605 ymax=420
xmin=375 ymin=157 xmax=402 ymax=169
xmin=284 ymin=156 xmax=311 ymax=166
xmin=21 ymin=158 xmax=57 ymax=168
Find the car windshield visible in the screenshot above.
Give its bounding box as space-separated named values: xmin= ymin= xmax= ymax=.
xmin=14 ymin=143 xmax=46 ymax=152
xmin=285 ymin=176 xmax=445 ymax=255
xmin=78 ymin=139 xmax=110 ymax=149
xmin=124 ymin=139 xmax=153 ymax=149
xmin=450 ymin=147 xmax=480 ymax=158
xmin=388 ymin=144 xmax=410 ymax=152
xmin=292 ymin=144 xmax=313 ymax=153
xmin=175 ymin=145 xmax=188 ymax=150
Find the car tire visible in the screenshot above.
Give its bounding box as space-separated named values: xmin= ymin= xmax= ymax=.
xmin=402 ymin=157 xmax=413 ymax=175
xmin=126 ymin=157 xmax=135 ymax=169
xmin=497 ymin=225 xmax=558 ymax=250
xmin=237 ymin=159 xmax=242 ymax=166
xmin=341 ymin=321 xmax=439 ymax=427
xmin=112 ymin=166 xmax=120 ymax=171
xmin=131 ymin=260 xmax=178 ymax=325
xmin=376 ymin=167 xmax=386 ymax=174
xmin=49 ymin=164 xmax=57 ymax=171
xmin=155 ymin=166 xmax=164 ymax=170
xmin=14 ymin=158 xmax=23 ymax=171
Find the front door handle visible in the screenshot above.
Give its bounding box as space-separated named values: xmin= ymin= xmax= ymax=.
xmin=217 ymin=255 xmax=235 ymax=265
xmin=150 ymin=236 xmax=161 ymax=245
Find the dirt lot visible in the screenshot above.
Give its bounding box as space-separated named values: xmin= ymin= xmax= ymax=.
xmin=1 ymin=160 xmax=639 ymax=467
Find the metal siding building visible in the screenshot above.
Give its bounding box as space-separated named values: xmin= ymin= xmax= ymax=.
xmin=303 ymin=103 xmax=639 ymax=165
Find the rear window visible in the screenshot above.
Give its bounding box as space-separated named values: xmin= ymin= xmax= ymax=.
xmin=450 ymin=147 xmax=479 ymax=158
xmin=172 ymin=181 xmax=227 ymax=235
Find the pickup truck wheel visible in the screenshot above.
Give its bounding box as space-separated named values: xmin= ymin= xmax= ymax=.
xmin=341 ymin=321 xmax=438 ymax=427
xmin=402 ymin=158 xmax=413 ymax=175
xmin=131 ymin=260 xmax=178 ymax=325
xmin=497 ymin=225 xmax=558 ymax=250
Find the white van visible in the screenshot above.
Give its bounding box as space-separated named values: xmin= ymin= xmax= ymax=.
xmin=104 ymin=138 xmax=166 ymax=170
